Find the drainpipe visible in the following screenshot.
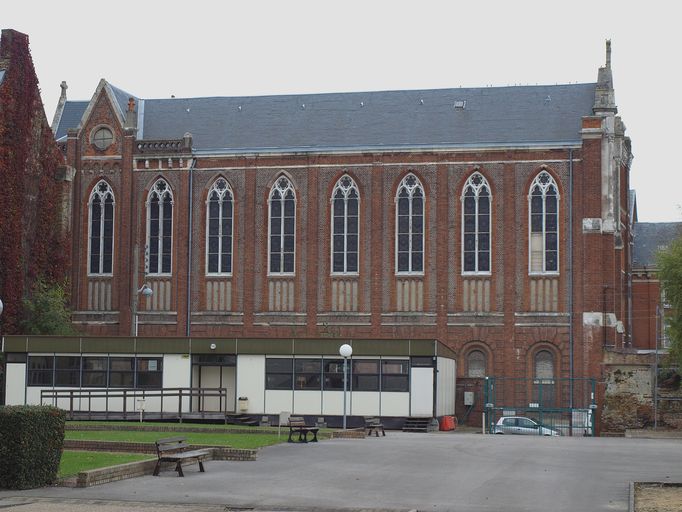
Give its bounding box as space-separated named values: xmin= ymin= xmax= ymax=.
xmin=186 ymin=156 xmax=197 ymax=337
xmin=568 ymin=149 xmax=574 ymax=409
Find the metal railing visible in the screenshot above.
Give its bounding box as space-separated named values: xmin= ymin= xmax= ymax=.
xmin=40 ymin=387 xmax=230 ymax=421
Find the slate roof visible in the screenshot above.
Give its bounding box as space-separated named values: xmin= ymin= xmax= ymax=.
xmin=54 ymin=101 xmax=88 ymax=140
xmin=633 ymin=222 xmax=682 ymax=268
xmin=55 ymin=82 xmax=597 ymax=152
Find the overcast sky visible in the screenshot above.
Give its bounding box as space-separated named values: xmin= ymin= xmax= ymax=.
xmin=5 ymin=1 xmax=679 ymax=222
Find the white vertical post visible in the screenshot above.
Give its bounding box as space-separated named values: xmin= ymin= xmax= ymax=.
xmin=339 ymin=344 xmax=353 ymax=430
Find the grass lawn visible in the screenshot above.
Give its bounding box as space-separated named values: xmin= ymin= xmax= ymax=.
xmin=59 ymin=450 xmax=152 ymax=478
xmin=65 ymin=429 xmax=290 ymax=449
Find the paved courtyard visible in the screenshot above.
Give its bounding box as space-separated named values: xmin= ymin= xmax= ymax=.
xmin=2 ymin=432 xmax=682 ymax=511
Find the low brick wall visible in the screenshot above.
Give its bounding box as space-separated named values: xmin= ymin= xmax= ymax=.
xmin=64 ymin=440 xmax=156 ymax=453
xmin=331 ymin=429 xmax=366 ymax=439
xmin=60 ymin=446 xmax=258 ymax=487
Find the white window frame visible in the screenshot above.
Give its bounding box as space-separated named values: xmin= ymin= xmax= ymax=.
xmin=330 ymin=175 xmax=360 ymax=276
xmin=267 ymin=175 xmax=296 ymax=276
xmin=395 ymin=173 xmax=425 ymax=276
xmin=205 ymin=177 xmax=234 ymax=276
xmin=461 ymin=172 xmax=492 ymax=275
xmin=146 ymin=178 xmax=174 ymax=276
xmin=87 ymin=180 xmax=115 ymax=276
xmin=528 ymin=171 xmax=560 ymax=275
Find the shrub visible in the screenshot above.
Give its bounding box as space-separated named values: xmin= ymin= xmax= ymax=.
xmin=0 ymin=405 xmax=66 ymax=489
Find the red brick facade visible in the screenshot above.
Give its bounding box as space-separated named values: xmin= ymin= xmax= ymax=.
xmin=58 ymin=50 xmax=633 ymax=422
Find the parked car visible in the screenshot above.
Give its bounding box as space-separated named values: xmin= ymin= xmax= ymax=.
xmin=493 ymin=416 xmax=560 ymax=436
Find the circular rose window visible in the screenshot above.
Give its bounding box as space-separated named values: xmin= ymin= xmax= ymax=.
xmin=93 ymin=127 xmax=114 ymax=150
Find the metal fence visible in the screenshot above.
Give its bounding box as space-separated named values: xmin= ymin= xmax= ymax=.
xmin=484 ymin=377 xmax=597 ymax=436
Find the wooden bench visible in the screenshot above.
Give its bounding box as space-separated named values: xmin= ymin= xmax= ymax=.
xmin=287 ymin=416 xmax=320 ymax=443
xmin=365 ymin=416 xmax=386 ymax=437
xmin=153 ymin=436 xmax=210 ymax=477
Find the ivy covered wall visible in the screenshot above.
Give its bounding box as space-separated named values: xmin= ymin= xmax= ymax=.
xmin=0 ymin=29 xmax=71 ymax=333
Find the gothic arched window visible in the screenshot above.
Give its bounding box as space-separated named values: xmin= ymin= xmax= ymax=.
xmin=88 ymin=180 xmax=114 ymax=275
xmin=462 ymin=172 xmax=491 ymax=274
xmin=529 ymin=171 xmax=559 ymax=273
xmin=147 ymin=178 xmax=173 ymax=275
xmin=269 ymin=176 xmax=296 ymax=274
xmin=206 ymin=178 xmax=234 ymax=275
xmin=396 ymin=173 xmax=424 ymax=274
xmin=331 ymin=175 xmax=359 ymax=274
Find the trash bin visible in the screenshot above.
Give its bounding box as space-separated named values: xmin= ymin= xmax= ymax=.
xmin=439 ymin=415 xmax=456 ymax=431
xmin=238 ymin=396 xmax=248 ymax=412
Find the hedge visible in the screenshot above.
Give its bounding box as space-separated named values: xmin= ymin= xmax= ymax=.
xmin=0 ymin=405 xmax=66 ymax=489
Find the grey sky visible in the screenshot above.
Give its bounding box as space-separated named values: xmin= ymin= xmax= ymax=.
xmin=5 ymin=1 xmax=678 ymax=221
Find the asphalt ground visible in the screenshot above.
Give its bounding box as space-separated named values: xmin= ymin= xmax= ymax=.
xmin=2 ymin=431 xmax=682 ymax=511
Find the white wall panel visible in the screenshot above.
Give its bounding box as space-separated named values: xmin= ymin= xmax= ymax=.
xmin=436 ymin=357 xmax=456 ymax=416
xmin=5 ymin=364 xmax=26 ymax=405
xmin=381 ymin=392 xmax=410 ymax=416
xmin=349 ymin=392 xmax=380 ymax=416
xmin=237 ymin=355 xmax=265 ymax=414
xmin=265 ymin=390 xmax=293 ymax=415
xmin=293 ymin=391 xmax=322 ymax=415
xmin=410 ymin=367 xmax=434 ymax=416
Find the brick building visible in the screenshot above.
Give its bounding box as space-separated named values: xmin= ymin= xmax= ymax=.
xmin=631 ymin=222 xmax=682 ymax=350
xmin=44 ymin=42 xmax=633 ymax=423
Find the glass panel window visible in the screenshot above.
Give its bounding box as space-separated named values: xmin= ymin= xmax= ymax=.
xmin=137 ymin=358 xmax=163 ymax=388
xmin=331 ymin=175 xmax=360 ymax=274
xmin=88 ymin=180 xmax=115 ymax=274
xmin=82 ymin=357 xmax=108 ymax=387
xmin=462 ymin=172 xmax=491 ymax=274
xmin=147 ymin=179 xmax=173 ymax=275
xmin=323 ymin=359 xmax=349 ymax=390
xmin=352 ymin=359 xmax=379 ymax=391
xmin=109 ymin=357 xmax=134 ymax=388
xmin=266 ymin=358 xmax=293 ymax=390
xmin=55 ymin=356 xmax=81 ymax=386
xmin=294 ymin=358 xmax=321 ymax=390
xmin=206 ymin=178 xmax=234 ymax=275
xmin=269 ymin=177 xmax=296 ymax=274
xmin=28 ymin=356 xmax=54 ymax=386
xmin=395 ymin=174 xmax=425 ymax=274
xmin=528 ymin=171 xmax=560 ymax=273
xmin=381 ymin=359 xmax=409 ymax=392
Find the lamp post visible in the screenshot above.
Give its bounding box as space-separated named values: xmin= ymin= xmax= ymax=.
xmin=339 ymin=343 xmax=352 ymax=429
xmin=134 ymin=285 xmax=153 ymax=336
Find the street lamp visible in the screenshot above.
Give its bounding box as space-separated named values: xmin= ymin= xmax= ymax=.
xmin=339 ymin=343 xmax=353 ymax=429
xmin=134 ymin=285 xmax=153 ymax=336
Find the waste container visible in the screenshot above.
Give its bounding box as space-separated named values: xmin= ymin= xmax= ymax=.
xmin=238 ymin=396 xmax=248 ymax=412
xmin=439 ymin=415 xmax=456 ymax=431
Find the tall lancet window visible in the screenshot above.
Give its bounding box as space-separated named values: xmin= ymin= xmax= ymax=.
xmin=462 ymin=172 xmax=491 ymax=274
xmin=88 ymin=180 xmax=115 ymax=275
xmin=206 ymin=178 xmax=234 ymax=275
xmin=395 ymin=173 xmax=424 ymax=274
xmin=331 ymin=175 xmax=359 ymax=274
xmin=147 ymin=178 xmax=173 ymax=275
xmin=269 ymin=176 xmax=296 ymax=274
xmin=529 ymin=171 xmax=559 ymax=273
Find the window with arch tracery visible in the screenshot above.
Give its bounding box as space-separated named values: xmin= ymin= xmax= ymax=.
xmin=206 ymin=178 xmax=233 ymax=275
xmin=533 ymin=349 xmax=556 ymax=406
xmin=467 ymin=349 xmax=486 ymax=378
xmin=396 ymin=173 xmax=424 ymax=274
xmin=88 ymin=180 xmax=114 ymax=274
xmin=147 ymin=179 xmax=173 ymax=275
xmin=529 ymin=171 xmax=559 ymax=273
xmin=331 ymin=175 xmax=359 ymax=274
xmin=269 ymin=176 xmax=296 ymax=274
xmin=462 ymin=172 xmax=491 ymax=274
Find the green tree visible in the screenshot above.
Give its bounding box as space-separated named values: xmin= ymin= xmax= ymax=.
xmin=658 ymin=237 xmax=682 ymax=368
xmin=21 ymin=278 xmax=77 ymax=335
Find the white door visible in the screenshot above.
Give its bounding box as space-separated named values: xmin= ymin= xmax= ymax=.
xmin=410 ymin=367 xmax=434 ymax=416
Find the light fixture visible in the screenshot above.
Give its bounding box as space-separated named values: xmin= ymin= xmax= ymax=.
xmin=339 ymin=343 xmax=353 ymax=429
